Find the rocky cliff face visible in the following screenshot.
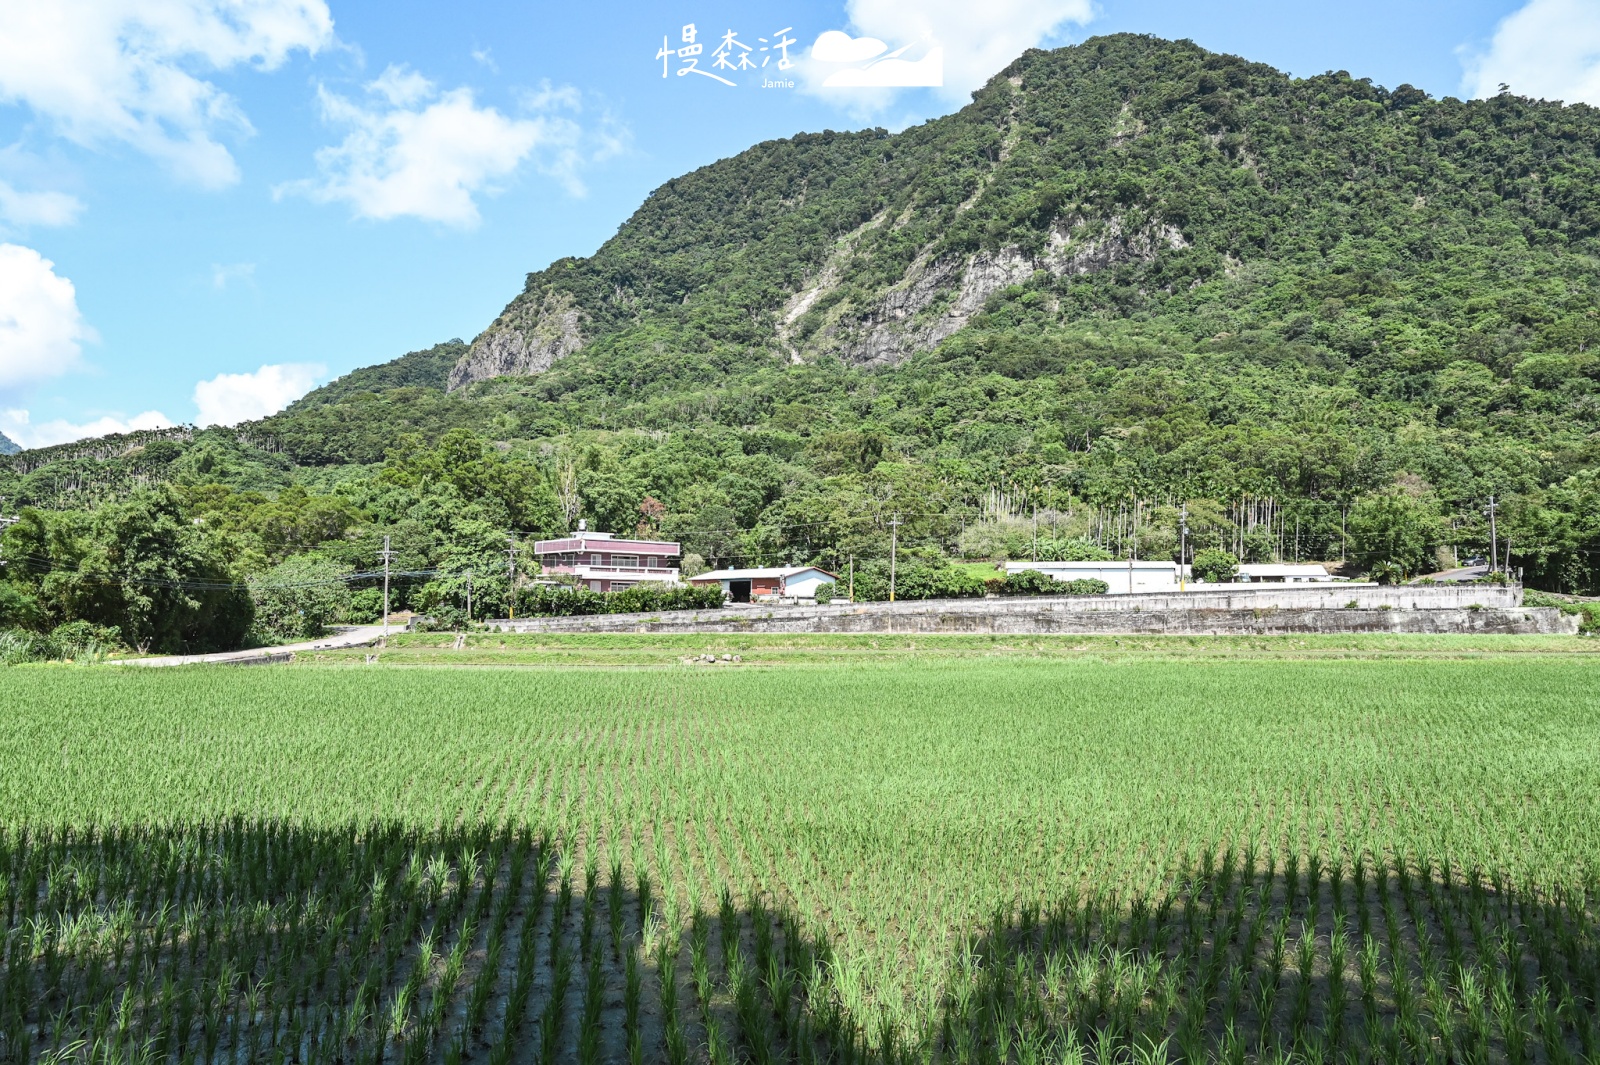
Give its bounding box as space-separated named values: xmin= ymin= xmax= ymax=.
xmin=804 ymin=215 xmax=1189 ymax=367
xmin=449 ymin=289 xmax=585 ymax=390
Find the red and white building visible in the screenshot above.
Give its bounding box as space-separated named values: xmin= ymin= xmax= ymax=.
xmin=533 ymin=527 xmax=681 ymax=592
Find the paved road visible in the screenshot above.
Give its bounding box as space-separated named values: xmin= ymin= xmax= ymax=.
xmin=114 ymin=625 xmax=391 ymax=667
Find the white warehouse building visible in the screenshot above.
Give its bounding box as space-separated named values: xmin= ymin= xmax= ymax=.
xmin=1004 ymin=560 xmax=1181 ymax=595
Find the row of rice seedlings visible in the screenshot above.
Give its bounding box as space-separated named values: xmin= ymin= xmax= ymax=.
xmin=0 ymin=821 xmax=558 ymax=1064
xmin=921 ymin=844 xmax=1600 ymax=1064
xmin=6 ymin=662 xmax=1600 ymax=1062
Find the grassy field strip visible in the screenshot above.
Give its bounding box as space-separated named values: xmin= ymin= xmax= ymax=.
xmin=286 ymin=632 xmax=1600 ymax=670
xmin=1 ymin=659 xmax=1598 ymax=1061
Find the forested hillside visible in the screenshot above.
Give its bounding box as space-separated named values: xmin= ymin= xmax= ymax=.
xmin=3 ymin=33 xmax=1599 ymax=652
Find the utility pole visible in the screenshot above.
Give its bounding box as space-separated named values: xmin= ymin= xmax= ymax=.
xmin=1485 ymin=495 xmax=1499 ymax=573
xmin=1032 ymin=505 xmax=1038 ymax=563
xmin=1179 ymin=503 xmax=1189 ymax=591
xmin=466 ymin=569 xmax=473 ymax=623
xmin=507 ymin=536 xmax=518 ymax=620
xmin=848 ymin=555 xmax=854 ymax=602
xmin=379 ymin=535 xmax=395 ymax=637
xmin=888 ymin=515 xmax=902 ymax=603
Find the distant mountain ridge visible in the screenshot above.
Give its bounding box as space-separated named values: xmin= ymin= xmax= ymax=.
xmin=441 ymin=32 xmax=1600 ymax=393
xmin=0 ymin=432 xmax=19 ymax=456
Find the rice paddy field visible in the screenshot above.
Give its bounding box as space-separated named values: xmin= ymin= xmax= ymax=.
xmin=2 ymin=641 xmax=1600 ymax=1063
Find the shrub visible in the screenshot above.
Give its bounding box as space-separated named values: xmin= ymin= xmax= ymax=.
xmin=249 ymin=553 xmax=353 ymax=642
xmin=847 ymin=560 xmax=986 ymax=601
xmin=1367 ymin=560 xmax=1405 ymax=585
xmin=814 ymin=583 xmax=836 ymax=605
xmin=986 ymin=570 xmax=1112 ymax=596
xmin=1001 ymin=569 xmax=1060 ymax=595
xmin=1190 ymin=549 xmax=1239 ymax=583
xmin=0 ymin=629 xmax=53 ymax=666
xmin=50 ymin=621 xmax=122 ymax=659
xmin=0 ymin=622 xmax=121 ymax=665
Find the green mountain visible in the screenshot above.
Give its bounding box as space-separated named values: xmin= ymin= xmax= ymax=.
xmin=0 ymin=432 xmax=18 ymax=457
xmin=3 ymin=33 xmax=1600 ymax=651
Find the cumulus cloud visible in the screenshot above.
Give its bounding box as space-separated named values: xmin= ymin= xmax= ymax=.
xmin=192 ymin=362 xmax=324 ymax=426
xmin=280 ymin=68 xmax=624 ymax=225
xmin=0 ymin=408 xmax=174 ymax=450
xmin=813 ymin=0 xmax=1093 ymax=101
xmin=0 ymin=243 xmax=95 ymax=394
xmin=0 ymin=181 xmax=84 ymax=229
xmin=1462 ymin=0 xmax=1600 ymax=104
xmin=0 ymin=0 xmax=333 ymax=187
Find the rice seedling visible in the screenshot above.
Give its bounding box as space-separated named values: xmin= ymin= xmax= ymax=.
xmin=0 ymin=656 xmax=1595 ymax=1061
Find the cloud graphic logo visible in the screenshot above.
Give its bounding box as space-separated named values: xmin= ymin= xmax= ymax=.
xmin=811 ymin=31 xmax=889 ymax=63
xmin=811 ymin=32 xmax=944 ymax=88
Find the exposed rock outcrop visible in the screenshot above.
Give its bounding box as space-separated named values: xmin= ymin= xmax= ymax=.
xmin=826 ymin=215 xmax=1189 ymax=367
xmin=448 ymin=289 xmax=585 ymax=391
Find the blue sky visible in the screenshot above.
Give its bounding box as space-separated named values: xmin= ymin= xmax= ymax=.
xmin=0 ymin=0 xmax=1596 ymax=447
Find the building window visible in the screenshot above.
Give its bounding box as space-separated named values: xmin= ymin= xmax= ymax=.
xmin=613 ymin=554 xmax=638 ymax=568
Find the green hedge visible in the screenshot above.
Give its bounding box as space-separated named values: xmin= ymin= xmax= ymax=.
xmin=989 ymin=570 xmax=1110 ymax=596
xmin=515 ymin=582 xmax=726 ymax=617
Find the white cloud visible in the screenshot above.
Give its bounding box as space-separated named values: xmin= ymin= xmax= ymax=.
xmin=0 ymin=0 xmax=333 ymax=188
xmin=281 ymin=71 xmax=622 ymax=224
xmin=817 ymin=0 xmax=1093 ymax=101
xmin=0 ymin=243 xmax=95 ymax=394
xmin=1462 ymin=0 xmax=1600 ymax=104
xmin=0 ymin=181 xmax=84 ymax=228
xmin=367 ymin=64 xmax=433 ymax=107
xmin=192 ymin=362 xmax=324 ymax=426
xmin=210 ymin=261 xmax=256 ymax=289
xmin=0 ymin=408 xmax=173 ymax=449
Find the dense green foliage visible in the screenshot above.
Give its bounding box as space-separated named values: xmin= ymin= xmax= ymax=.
xmin=2 ymin=33 xmax=1599 ymax=651
xmin=1190 ymin=548 xmax=1239 ymax=583
xmin=2 ymin=656 xmax=1599 ymax=1059
xmin=515 ymin=581 xmax=726 ymax=618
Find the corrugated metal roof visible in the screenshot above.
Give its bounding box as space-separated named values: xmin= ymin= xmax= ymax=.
xmin=1237 ymin=564 xmax=1332 ymax=578
xmin=1005 ymin=560 xmax=1178 ymax=571
xmin=690 ymin=566 xmax=837 ymax=581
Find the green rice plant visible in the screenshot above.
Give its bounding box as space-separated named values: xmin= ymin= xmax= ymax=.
xmin=0 ymin=657 xmax=1598 ymax=1061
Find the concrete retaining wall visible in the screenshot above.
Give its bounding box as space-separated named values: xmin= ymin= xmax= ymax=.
xmin=490 ymin=606 xmax=1570 ymax=636
xmin=489 ymin=583 xmax=1541 ymax=635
